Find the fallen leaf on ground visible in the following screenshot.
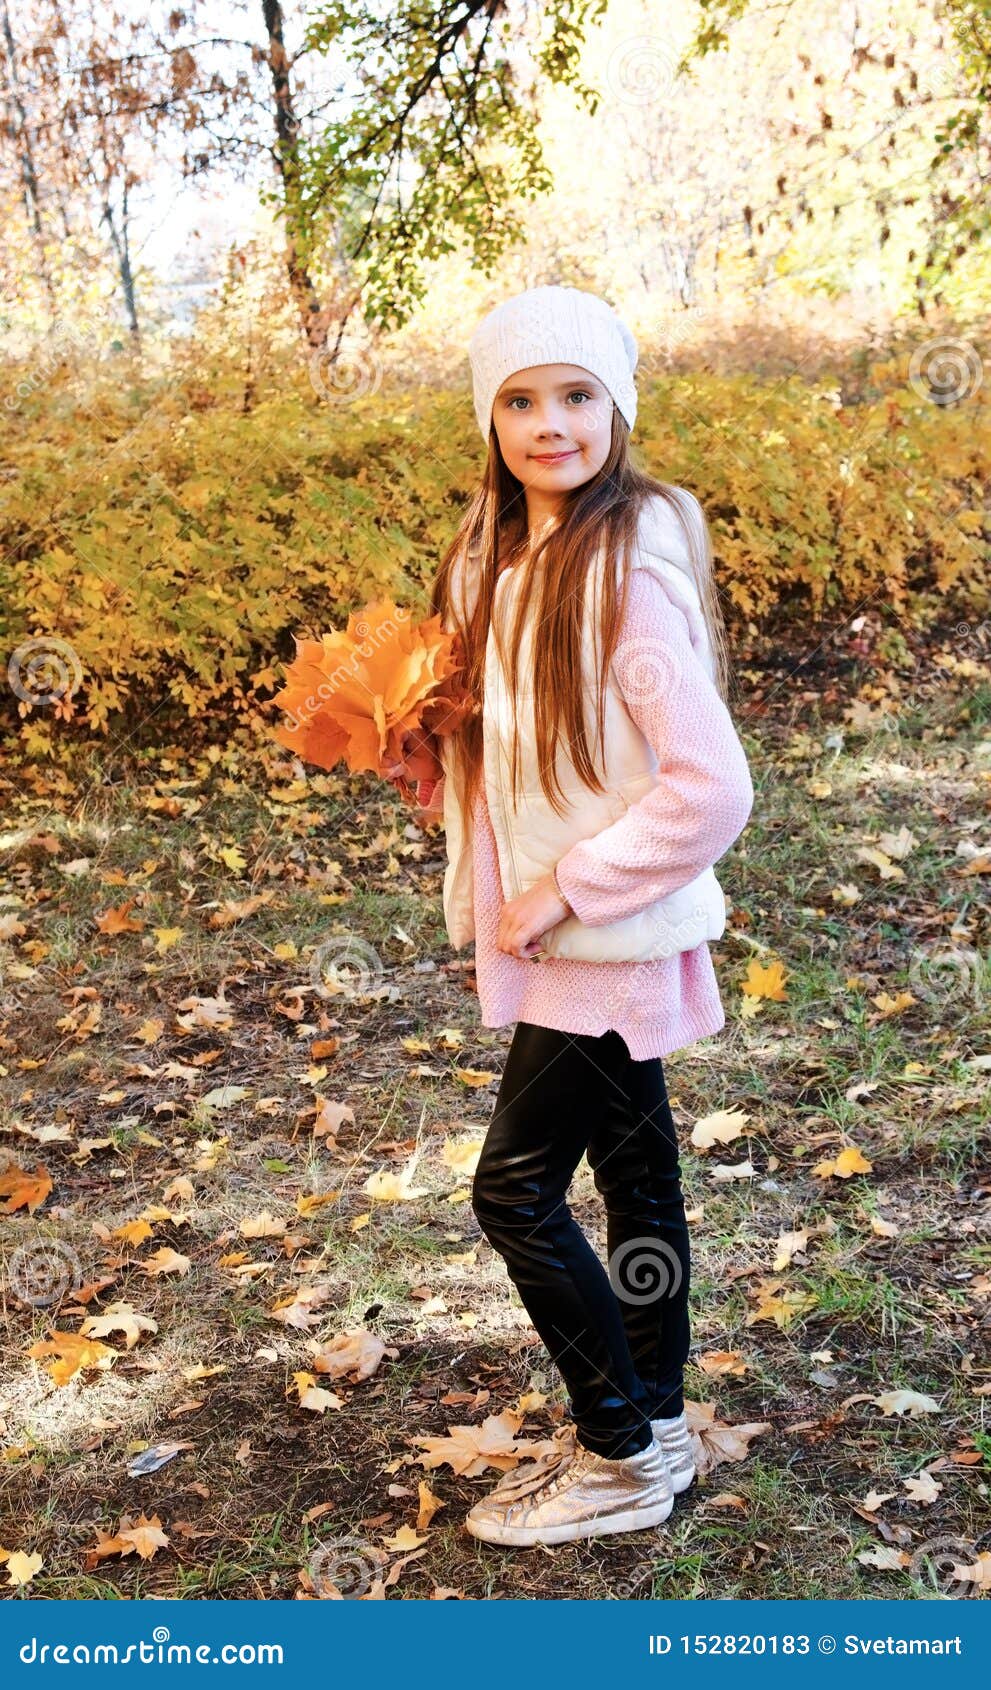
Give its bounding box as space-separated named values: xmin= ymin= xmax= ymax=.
xmin=3 ymin=1550 xmax=44 ymax=1586
xmin=710 ymin=1159 xmax=756 ymax=1181
xmin=27 ymin=1330 xmax=117 ymax=1385
xmin=772 ymin=1228 xmax=809 ymax=1269
xmin=309 ymin=1329 xmax=391 ymax=1380
xmin=813 ymin=1145 xmax=873 ymax=1178
xmin=698 ymin=1350 xmax=750 ymax=1377
xmin=140 ymin=1247 xmax=192 ymax=1277
xmin=903 ymin=1471 xmax=942 ymax=1504
xmin=690 ymin=1109 xmax=750 ymax=1151
xmin=84 ymin=1514 xmax=170 ymax=1565
xmin=79 ymin=1303 xmax=158 ymax=1349
xmin=861 ymin=1488 xmax=898 ymax=1512
xmin=0 ymin=1162 xmax=52 ymax=1213
xmin=411 ymin=1410 xmax=559 ymax=1478
xmin=872 ymin=1389 xmax=942 ymax=1417
xmin=364 ymin=1165 xmax=430 ymax=1202
xmin=741 ymin=958 xmax=788 ymax=999
xmin=292 ymin=1374 xmax=345 ymax=1414
xmin=744 ymin=1279 xmax=819 ymax=1329
xmin=857 ymin=1545 xmax=910 ymax=1571
xmin=685 ymin=1400 xmax=772 ymax=1475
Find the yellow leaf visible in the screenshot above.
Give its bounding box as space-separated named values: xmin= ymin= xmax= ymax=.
xmin=239 ymin=1211 xmax=286 ymax=1238
xmin=297 ymin=1191 xmax=340 ymax=1215
xmin=382 ymin=1524 xmax=428 ymax=1550
xmin=117 ymin=1514 xmax=170 ymax=1560
xmin=741 ymin=958 xmax=788 ymax=1000
xmin=364 ymin=1166 xmax=429 ymax=1202
xmin=440 ymin=1137 xmax=483 ymax=1174
xmin=690 ymin=1108 xmax=749 ymax=1151
xmin=814 ymin=1145 xmax=873 ymax=1178
xmin=4 ymin=1550 xmax=43 ymax=1585
xmin=871 ymin=1389 xmax=940 ymax=1417
xmin=95 ymin=899 xmax=145 ymax=934
xmin=140 ymin=1247 xmax=192 ymax=1276
xmin=871 ymin=990 xmax=915 ymax=1017
xmin=744 ymin=1279 xmax=819 ymax=1329
xmin=27 ymin=1330 xmax=117 ymax=1385
xmin=454 ymin=1066 xmax=497 ymax=1087
xmin=416 ymin=1482 xmax=445 ymax=1532
xmin=772 ymin=1228 xmax=808 ymax=1271
xmin=153 ymin=927 xmax=184 ymax=953
xmin=113 ymin=1218 xmax=154 ymax=1246
xmin=80 ymin=1304 xmax=158 ymax=1350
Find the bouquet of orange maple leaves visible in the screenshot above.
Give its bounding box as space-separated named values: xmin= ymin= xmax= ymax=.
xmin=270 ymin=598 xmax=472 ymax=807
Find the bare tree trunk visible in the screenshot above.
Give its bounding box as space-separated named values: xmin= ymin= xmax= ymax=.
xmin=0 ymin=0 xmax=57 ymax=321
xmin=261 ymin=0 xmax=330 ymax=353
xmin=101 ymin=183 xmax=139 ymax=340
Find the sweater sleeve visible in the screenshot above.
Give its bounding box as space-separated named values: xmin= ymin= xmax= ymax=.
xmin=415 ymin=775 xmax=446 ymax=813
xmin=553 ymin=570 xmax=754 ymax=928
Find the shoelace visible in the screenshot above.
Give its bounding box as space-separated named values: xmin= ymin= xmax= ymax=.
xmin=491 ymin=1445 xmax=573 ymax=1500
xmin=520 ymin=1442 xmax=596 ymax=1504
xmin=489 ymin=1426 xmax=576 ymax=1498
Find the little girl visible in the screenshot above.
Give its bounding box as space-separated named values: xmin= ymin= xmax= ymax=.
xmin=389 ymin=284 xmax=754 ymax=1550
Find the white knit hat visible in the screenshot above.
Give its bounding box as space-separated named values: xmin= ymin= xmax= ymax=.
xmin=468 ymin=284 xmax=638 ymax=443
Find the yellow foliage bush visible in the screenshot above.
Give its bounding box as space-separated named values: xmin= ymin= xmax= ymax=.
xmin=1 ymin=348 xmax=987 ymax=754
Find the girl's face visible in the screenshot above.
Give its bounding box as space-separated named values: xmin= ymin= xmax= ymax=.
xmin=491 ymin=363 xmax=615 ymax=520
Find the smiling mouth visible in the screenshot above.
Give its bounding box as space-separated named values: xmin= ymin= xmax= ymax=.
xmin=531 ymin=450 xmax=577 ymax=462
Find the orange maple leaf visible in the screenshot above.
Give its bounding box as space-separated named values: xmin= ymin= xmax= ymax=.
xmin=27 ymin=1330 xmax=117 ymax=1385
xmin=270 ymin=599 xmax=471 ymax=775
xmin=95 ymin=900 xmax=145 ymax=934
xmin=0 ymin=1162 xmax=52 ymax=1213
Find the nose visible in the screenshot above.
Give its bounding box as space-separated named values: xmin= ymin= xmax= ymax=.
xmin=534 ymin=408 xmax=568 ymax=440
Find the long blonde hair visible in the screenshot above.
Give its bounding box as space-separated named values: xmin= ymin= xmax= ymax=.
xmin=429 ymin=407 xmax=731 ymax=843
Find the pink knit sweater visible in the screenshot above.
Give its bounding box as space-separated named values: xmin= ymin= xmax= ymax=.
xmin=421 ymin=570 xmax=754 ymax=1062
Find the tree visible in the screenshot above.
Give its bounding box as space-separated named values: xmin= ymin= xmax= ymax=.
xmin=680 ymin=0 xmax=991 ymax=309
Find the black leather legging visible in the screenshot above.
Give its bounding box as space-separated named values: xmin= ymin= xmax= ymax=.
xmin=471 ymin=1022 xmax=691 ymax=1461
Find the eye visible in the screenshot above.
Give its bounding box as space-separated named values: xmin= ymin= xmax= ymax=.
xmin=507 ymin=396 xmax=529 ymax=410
xmin=568 ymin=389 xmax=593 ymax=403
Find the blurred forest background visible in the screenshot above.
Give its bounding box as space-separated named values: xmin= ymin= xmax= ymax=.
xmin=1 ymin=0 xmax=989 ymax=1605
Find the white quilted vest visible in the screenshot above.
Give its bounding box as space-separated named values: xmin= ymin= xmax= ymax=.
xmin=438 ymin=490 xmax=728 ymax=961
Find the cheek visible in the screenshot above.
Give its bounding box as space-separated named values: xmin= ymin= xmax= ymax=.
xmin=579 ymin=407 xmax=613 ymax=454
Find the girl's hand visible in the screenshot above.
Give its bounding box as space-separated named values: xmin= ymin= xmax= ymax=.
xmin=496 ymin=872 xmax=572 ymax=959
xmin=382 ymin=727 xmax=444 ymax=787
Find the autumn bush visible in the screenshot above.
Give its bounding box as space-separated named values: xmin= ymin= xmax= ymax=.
xmin=2 ymin=342 xmax=988 ymax=756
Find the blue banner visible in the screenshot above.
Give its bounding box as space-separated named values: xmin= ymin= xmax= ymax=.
xmin=2 ymin=1599 xmax=988 ymax=1685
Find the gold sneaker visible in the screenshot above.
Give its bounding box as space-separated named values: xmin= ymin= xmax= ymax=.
xmin=650 ymin=1411 xmax=696 ymax=1494
xmin=466 ymin=1435 xmax=673 ymax=1547
xmin=477 ymin=1424 xmax=579 ymax=1506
